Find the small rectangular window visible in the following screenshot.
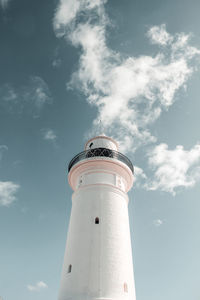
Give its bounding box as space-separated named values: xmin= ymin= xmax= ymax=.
xmin=68 ymin=264 xmax=72 ymax=273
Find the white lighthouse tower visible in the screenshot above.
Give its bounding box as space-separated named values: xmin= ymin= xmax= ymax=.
xmin=58 ymin=135 xmax=136 ymax=300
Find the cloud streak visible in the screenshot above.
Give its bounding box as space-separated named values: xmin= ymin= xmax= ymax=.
xmin=27 ymin=281 xmax=48 ymax=292
xmin=0 ymin=0 xmax=10 ymax=10
xmin=54 ymin=1 xmax=200 ymax=153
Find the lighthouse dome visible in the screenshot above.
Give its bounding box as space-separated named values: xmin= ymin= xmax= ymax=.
xmin=85 ymin=135 xmax=118 ymax=151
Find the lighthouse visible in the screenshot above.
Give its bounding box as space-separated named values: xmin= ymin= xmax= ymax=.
xmin=58 ymin=136 xmax=136 ymax=300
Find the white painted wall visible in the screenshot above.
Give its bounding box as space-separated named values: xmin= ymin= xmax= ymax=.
xmin=58 ymin=137 xmax=136 ymax=300
xmin=76 ymin=171 xmax=126 ymax=192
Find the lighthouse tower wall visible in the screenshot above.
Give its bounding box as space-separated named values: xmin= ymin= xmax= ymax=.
xmin=58 ymin=136 xmax=136 ymax=300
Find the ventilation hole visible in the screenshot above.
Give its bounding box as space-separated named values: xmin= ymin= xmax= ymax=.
xmin=124 ymin=282 xmax=128 ymax=293
xmin=68 ymin=264 xmax=72 ymax=273
xmin=95 ymin=217 xmax=99 ymax=224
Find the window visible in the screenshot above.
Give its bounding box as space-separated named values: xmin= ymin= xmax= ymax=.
xmin=124 ymin=282 xmax=128 ymax=293
xmin=95 ymin=217 xmax=99 ymax=224
xmin=68 ymin=264 xmax=72 ymax=273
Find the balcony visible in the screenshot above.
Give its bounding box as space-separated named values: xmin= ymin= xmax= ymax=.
xmin=68 ymin=147 xmax=134 ymax=173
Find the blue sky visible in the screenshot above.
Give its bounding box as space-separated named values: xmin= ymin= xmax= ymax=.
xmin=0 ymin=0 xmax=200 ymax=299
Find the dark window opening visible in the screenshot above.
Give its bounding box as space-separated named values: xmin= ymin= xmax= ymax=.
xmin=68 ymin=264 xmax=72 ymax=273
xmin=95 ymin=217 xmax=99 ymax=224
xmin=89 ymin=142 xmax=93 ymax=148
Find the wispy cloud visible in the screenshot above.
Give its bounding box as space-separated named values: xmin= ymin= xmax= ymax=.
xmin=54 ymin=1 xmax=200 ymax=153
xmin=0 ymin=145 xmax=8 ymax=161
xmin=54 ymin=1 xmax=200 ymax=194
xmin=153 ymin=219 xmax=163 ymax=227
xmin=0 ymin=0 xmax=10 ymax=10
xmin=0 ymin=77 xmax=52 ymax=116
xmin=27 ymin=281 xmax=48 ymax=292
xmin=0 ymin=181 xmax=20 ymax=207
xmin=52 ymin=47 xmax=62 ymax=68
xmin=146 ymin=143 xmax=200 ymax=194
xmin=26 ymin=77 xmax=52 ymax=113
xmin=0 ymin=146 xmax=19 ymax=207
xmin=133 ymin=166 xmax=147 ymax=187
xmin=147 ymin=24 xmax=173 ymax=46
xmin=52 ymin=58 xmax=61 ymax=68
xmin=42 ymin=128 xmax=57 ymax=142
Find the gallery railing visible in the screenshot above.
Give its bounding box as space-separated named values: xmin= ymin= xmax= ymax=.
xmin=68 ymin=147 xmax=134 ymax=173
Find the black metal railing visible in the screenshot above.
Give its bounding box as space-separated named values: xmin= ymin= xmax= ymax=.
xmin=68 ymin=147 xmax=134 ymax=173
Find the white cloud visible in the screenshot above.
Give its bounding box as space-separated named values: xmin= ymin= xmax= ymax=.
xmin=153 ymin=219 xmax=163 ymax=227
xmin=54 ymin=0 xmax=81 ymax=36
xmin=0 ymin=0 xmax=10 ymax=10
xmin=42 ymin=129 xmax=57 ymax=142
xmin=0 ymin=181 xmax=20 ymax=207
xmin=147 ymin=24 xmax=173 ymax=46
xmin=54 ymin=1 xmax=200 ymax=153
xmin=0 ymin=77 xmax=52 ymax=116
xmin=54 ymin=0 xmax=107 ymax=38
xmin=27 ymin=281 xmax=48 ymax=292
xmin=146 ymin=143 xmax=200 ymax=194
xmin=0 ymin=146 xmax=19 ymax=207
xmin=133 ymin=166 xmax=147 ymax=187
